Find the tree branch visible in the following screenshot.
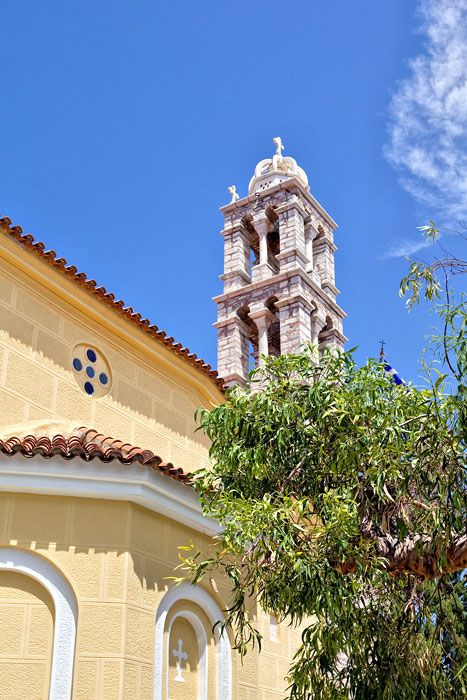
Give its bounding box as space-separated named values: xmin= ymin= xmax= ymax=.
xmin=337 ymin=534 xmax=467 ymax=579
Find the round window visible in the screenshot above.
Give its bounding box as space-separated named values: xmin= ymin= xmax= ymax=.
xmin=71 ymin=344 xmax=112 ymax=398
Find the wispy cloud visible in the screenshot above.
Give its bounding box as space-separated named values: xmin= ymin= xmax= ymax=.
xmin=385 ymin=0 xmax=467 ymax=232
xmin=382 ymin=237 xmax=432 ymax=260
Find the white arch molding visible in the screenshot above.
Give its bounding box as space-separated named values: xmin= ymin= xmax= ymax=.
xmin=0 ymin=547 xmax=78 ymax=700
xmin=154 ymin=582 xmax=232 ymax=700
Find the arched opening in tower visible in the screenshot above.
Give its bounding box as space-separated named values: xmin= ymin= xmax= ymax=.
xmin=265 ymin=297 xmax=281 ymax=357
xmin=318 ymin=316 xmax=334 ymax=354
xmin=267 ymin=227 xmax=280 ymax=273
xmin=237 ymin=305 xmax=258 ymax=370
xmin=241 ymin=215 xmax=259 ymax=279
xmin=265 ymin=206 xmax=280 ymax=272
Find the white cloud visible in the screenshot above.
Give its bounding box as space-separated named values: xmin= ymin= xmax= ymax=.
xmin=382 ymin=237 xmax=432 ymax=259
xmin=385 ymin=0 xmax=467 ymax=232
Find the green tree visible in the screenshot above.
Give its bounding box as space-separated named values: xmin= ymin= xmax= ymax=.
xmin=182 ymin=226 xmax=466 ymax=699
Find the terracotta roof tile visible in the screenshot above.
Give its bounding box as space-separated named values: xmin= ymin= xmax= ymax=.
xmin=0 ymin=217 xmax=224 ymax=391
xmin=0 ymin=427 xmax=192 ymax=484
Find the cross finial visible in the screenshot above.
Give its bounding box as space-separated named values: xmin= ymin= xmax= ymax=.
xmin=379 ymin=339 xmax=386 ymax=360
xmin=228 ymin=185 xmax=239 ymax=203
xmin=172 ymin=638 xmax=188 ymax=682
xmin=273 ymin=136 xmax=284 ymax=158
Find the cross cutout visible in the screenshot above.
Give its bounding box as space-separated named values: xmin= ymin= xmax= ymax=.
xmin=172 ymin=638 xmax=188 ymax=682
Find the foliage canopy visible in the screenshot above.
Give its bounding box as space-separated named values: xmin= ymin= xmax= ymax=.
xmin=182 ymin=227 xmax=466 ymax=699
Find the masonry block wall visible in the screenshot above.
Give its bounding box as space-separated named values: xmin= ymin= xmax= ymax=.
xmin=215 ymin=174 xmax=346 ymax=386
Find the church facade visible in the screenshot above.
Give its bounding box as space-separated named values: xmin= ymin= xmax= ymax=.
xmin=0 ymin=141 xmax=344 ymax=699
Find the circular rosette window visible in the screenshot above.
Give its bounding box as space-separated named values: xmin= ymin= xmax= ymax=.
xmin=71 ymin=344 xmax=112 ymax=398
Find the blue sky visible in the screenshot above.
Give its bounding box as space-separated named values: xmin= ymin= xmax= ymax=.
xmin=2 ymin=1 xmax=466 ymax=383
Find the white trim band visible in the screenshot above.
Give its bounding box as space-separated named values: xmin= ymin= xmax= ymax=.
xmin=0 ymin=455 xmax=220 ymax=535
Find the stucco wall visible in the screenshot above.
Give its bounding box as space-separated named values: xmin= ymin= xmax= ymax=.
xmin=0 ymin=493 xmax=300 ymax=700
xmin=0 ymin=247 xmax=222 ymax=470
xmin=0 ymin=570 xmax=54 ymax=699
xmin=0 ymin=235 xmax=302 ymax=699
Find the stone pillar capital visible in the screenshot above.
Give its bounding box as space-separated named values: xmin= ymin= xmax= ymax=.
xmin=251 ymin=214 xmax=271 ymax=232
xmin=304 ymin=219 xmax=319 ymax=240
xmin=248 ymin=307 xmax=275 ymax=330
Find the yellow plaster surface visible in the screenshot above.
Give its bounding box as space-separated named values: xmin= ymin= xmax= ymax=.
xmin=0 ymin=493 xmax=298 ymax=699
xmin=0 ymin=243 xmax=224 ymax=471
xmin=0 ymin=234 xmax=300 ymax=699
xmin=0 ymin=570 xmax=54 ymax=699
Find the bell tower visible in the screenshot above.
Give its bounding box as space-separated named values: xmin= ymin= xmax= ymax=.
xmin=214 ymin=138 xmax=346 ymax=387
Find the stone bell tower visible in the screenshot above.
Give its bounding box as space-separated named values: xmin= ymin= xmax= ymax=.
xmin=214 ymin=138 xmax=346 ymax=387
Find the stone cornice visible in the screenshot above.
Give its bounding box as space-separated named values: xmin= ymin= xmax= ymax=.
xmin=213 ymin=316 xmax=251 ymax=333
xmin=313 ymin=237 xmax=337 ymax=253
xmin=219 ymin=269 xmax=251 ymax=285
xmin=213 ymin=267 xmax=346 ymax=320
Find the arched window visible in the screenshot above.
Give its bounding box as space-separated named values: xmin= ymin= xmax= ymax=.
xmin=154 ymin=582 xmax=232 ymax=700
xmin=0 ymin=548 xmax=77 ymax=700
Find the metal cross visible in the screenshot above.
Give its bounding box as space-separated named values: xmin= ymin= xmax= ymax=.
xmin=172 ymin=638 xmax=188 ymax=682
xmin=379 ymin=339 xmax=386 ymax=360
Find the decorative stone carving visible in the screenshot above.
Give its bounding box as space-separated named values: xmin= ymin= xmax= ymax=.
xmin=172 ymin=638 xmax=188 ymax=682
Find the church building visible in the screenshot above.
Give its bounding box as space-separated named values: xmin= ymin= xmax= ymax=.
xmin=0 ymin=140 xmax=344 ymax=699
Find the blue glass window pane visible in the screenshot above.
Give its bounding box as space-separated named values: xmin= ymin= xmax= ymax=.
xmin=84 ymin=381 xmax=94 ymax=395
xmin=72 ymin=358 xmax=82 ymax=372
xmin=99 ymin=372 xmax=108 ymax=385
xmin=86 ymin=348 xmax=97 ymax=363
xmin=86 ymin=366 xmax=95 ymax=378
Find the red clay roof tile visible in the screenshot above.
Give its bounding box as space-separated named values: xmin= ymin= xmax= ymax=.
xmin=0 ymin=427 xmax=192 ymax=484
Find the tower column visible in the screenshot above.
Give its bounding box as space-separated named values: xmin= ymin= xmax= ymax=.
xmin=304 ymin=220 xmax=317 ymax=272
xmin=276 ymin=199 xmax=308 ymax=274
xmin=214 ymin=316 xmax=251 ymax=386
xmin=259 ymin=226 xmax=268 ymax=266
xmin=313 ymin=227 xmax=337 ymax=292
xmin=276 ymin=297 xmax=313 ymax=355
xmin=249 ymin=308 xmax=275 ymax=365
xmin=220 ymin=223 xmax=251 ymax=292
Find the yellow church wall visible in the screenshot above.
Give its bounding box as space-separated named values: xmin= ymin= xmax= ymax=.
xmin=0 ymin=231 xmax=303 ymax=699
xmin=0 ymin=570 xmax=54 ymax=700
xmin=0 ymin=237 xmax=224 ymax=470
xmin=0 ymin=492 xmax=300 ymax=699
